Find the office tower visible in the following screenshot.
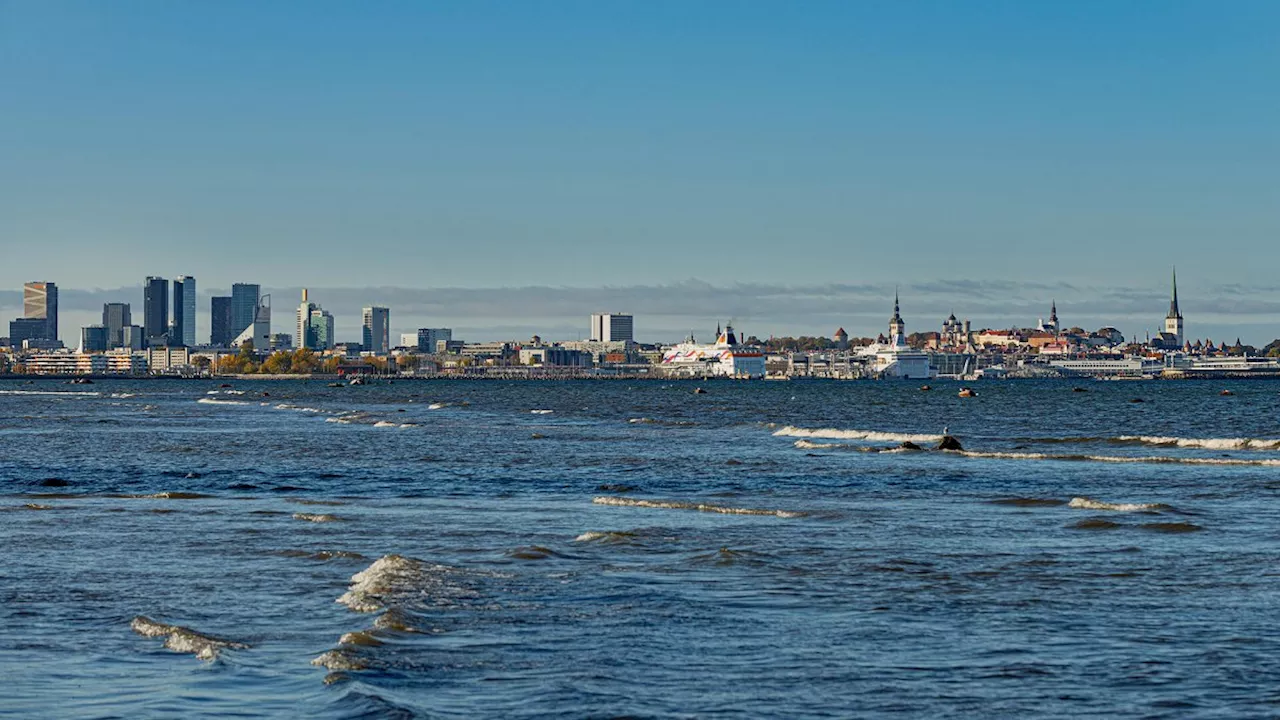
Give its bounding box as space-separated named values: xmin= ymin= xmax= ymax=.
xmin=415 ymin=328 xmax=452 ymax=353
xmin=121 ymin=325 xmax=144 ymax=351
xmin=296 ymin=289 xmax=317 ymax=349
xmin=143 ymin=277 xmax=169 ymax=346
xmin=362 ymin=306 xmax=390 ymax=354
xmin=81 ymin=325 xmax=109 ymax=353
xmin=309 ymin=308 xmax=335 ymax=350
xmin=102 ymin=303 xmax=131 ymax=348
xmin=23 ymin=281 xmax=58 ymax=341
xmin=210 ymin=296 xmax=233 ymax=346
xmin=231 ymin=283 xmax=260 ymax=339
xmin=8 ymin=318 xmax=48 ymax=345
xmin=171 ymin=276 xmax=196 ymax=347
xmin=590 ymin=313 xmax=634 ymax=342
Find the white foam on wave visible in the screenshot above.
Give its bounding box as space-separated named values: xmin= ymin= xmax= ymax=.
xmin=1116 ymin=435 xmax=1280 ymax=451
xmin=274 ymin=403 xmax=327 ymax=413
xmin=530 ymin=409 xmax=554 ymax=414
xmin=773 ymin=425 xmax=942 ymax=444
xmin=206 ymin=389 xmax=245 ymax=395
xmin=794 ymin=440 xmax=839 ymax=449
xmin=955 ymin=449 xmax=1280 ymax=467
xmin=0 ymin=389 xmax=100 ymax=396
xmin=1068 ymin=497 xmax=1169 ymax=512
xmin=373 ymin=421 xmax=400 ymax=428
xmin=294 ymin=512 xmax=341 ymax=523
xmin=110 ymin=392 xmax=135 ymax=398
xmin=592 ymin=495 xmax=806 ymax=518
xmin=131 ymin=615 xmax=248 ymax=661
xmin=197 ymin=397 xmax=249 ymax=406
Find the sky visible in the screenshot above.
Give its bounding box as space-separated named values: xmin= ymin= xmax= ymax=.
xmin=2 ymin=1 xmax=1278 ymax=343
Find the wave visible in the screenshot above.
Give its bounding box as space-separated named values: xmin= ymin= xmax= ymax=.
xmin=957 ymin=450 xmax=1280 ymax=467
xmin=337 ymin=554 xmax=476 ymax=613
xmin=1068 ymin=497 xmax=1170 ymax=512
xmin=774 ymin=426 xmax=942 ymax=444
xmin=197 ymin=397 xmax=249 ymax=406
xmin=206 ymin=389 xmax=245 ymax=395
xmin=592 ymin=496 xmax=806 ymax=518
xmin=427 ymin=402 xmax=449 ymax=410
xmin=131 ymin=615 xmax=248 ymax=661
xmin=530 ymin=409 xmax=554 ymax=414
xmin=0 ymin=389 xmax=99 ymax=396
xmin=1114 ymin=435 xmax=1280 ymax=451
xmin=294 ymin=512 xmax=342 ymax=523
xmin=117 ymin=492 xmax=212 ymax=500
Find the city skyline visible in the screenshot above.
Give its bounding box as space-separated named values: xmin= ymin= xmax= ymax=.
xmin=3 ymin=272 xmax=1277 ymax=347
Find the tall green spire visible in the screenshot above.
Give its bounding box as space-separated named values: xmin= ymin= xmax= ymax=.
xmin=1167 ymin=267 xmax=1181 ymax=319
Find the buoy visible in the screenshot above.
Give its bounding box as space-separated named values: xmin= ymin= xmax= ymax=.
xmin=920 ymin=385 xmax=932 ymax=391
xmin=1220 ymin=389 xmax=1234 ymax=396
xmin=693 ymin=387 xmax=708 ymax=395
xmin=958 ymin=388 xmax=976 ymax=398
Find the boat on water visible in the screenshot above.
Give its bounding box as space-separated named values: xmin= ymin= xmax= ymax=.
xmin=858 ymin=292 xmax=932 ymax=380
xmin=660 ymin=324 xmax=765 ymax=379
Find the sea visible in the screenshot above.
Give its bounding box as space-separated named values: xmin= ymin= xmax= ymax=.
xmin=2 ymin=377 xmax=1279 ymax=718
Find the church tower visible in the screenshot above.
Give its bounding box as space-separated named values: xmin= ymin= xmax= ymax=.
xmin=888 ymin=290 xmax=905 ymax=344
xmin=1164 ymin=268 xmax=1184 ymax=346
xmin=1049 ymin=300 xmax=1059 ymax=334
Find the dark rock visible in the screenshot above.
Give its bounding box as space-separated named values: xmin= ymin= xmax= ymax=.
xmin=936 ymin=435 xmax=964 ymax=451
xmin=39 ymin=478 xmax=69 ymax=487
xmin=596 ymin=484 xmax=636 ymax=493
xmin=899 ymin=441 xmax=922 ymax=451
xmin=725 ymin=459 xmax=744 ymax=465
xmin=1072 ymin=387 xmax=1088 ymax=393
xmin=1130 ymin=398 xmax=1144 ymax=403
xmin=693 ymin=387 xmax=708 ymax=394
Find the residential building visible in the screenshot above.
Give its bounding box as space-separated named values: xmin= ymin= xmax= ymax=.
xmin=231 ymin=284 xmax=261 ymax=339
xmin=148 ymin=346 xmax=191 ymax=373
xmin=143 ymin=276 xmax=169 ymax=346
xmin=81 ymin=325 xmax=109 ymax=353
xmin=22 ymin=281 xmax=58 ymax=342
xmin=362 ymin=306 xmax=390 ymax=355
xmin=171 ymin=275 xmax=196 ymax=347
xmin=210 ymin=296 xmax=233 ymax=346
xmin=590 ymin=313 xmax=634 ymax=342
xmin=102 ymin=303 xmax=131 ymax=348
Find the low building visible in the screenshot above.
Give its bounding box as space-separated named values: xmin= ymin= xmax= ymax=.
xmin=518 ymin=345 xmax=592 ymax=367
xmin=81 ymin=325 xmax=110 ymax=353
xmin=148 ymin=346 xmax=191 ymax=374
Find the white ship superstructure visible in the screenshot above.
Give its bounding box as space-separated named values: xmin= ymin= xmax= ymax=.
xmin=859 ymin=292 xmax=932 ymax=379
xmin=661 ymin=324 xmax=765 ymax=378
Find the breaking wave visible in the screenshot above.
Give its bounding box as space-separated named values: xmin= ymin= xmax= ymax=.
xmin=1068 ymin=497 xmax=1170 ymax=512
xmin=774 ymin=426 xmax=942 ymax=444
xmin=530 ymin=409 xmax=554 ymax=414
xmin=593 ymin=496 xmax=806 ymax=518
xmin=336 ymin=554 xmax=476 ymax=613
xmin=956 ymin=450 xmax=1280 ymax=467
xmin=1114 ymin=435 xmax=1280 ymax=451
xmin=294 ymin=512 xmax=342 ymax=523
xmin=131 ymin=615 xmax=248 ymax=661
xmin=197 ymin=397 xmax=249 ymax=406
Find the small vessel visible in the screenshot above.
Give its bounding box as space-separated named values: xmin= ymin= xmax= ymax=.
xmin=693 ymin=387 xmax=708 ymax=395
xmin=920 ymin=385 xmax=931 ymax=391
xmin=958 ymin=387 xmax=976 ymax=398
xmin=1220 ymin=389 xmax=1234 ymax=396
xmin=348 ymin=376 xmax=366 ymax=386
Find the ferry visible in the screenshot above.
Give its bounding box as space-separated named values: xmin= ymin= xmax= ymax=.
xmin=660 ymin=324 xmax=765 ymax=378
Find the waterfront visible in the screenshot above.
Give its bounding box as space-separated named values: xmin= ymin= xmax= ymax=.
xmin=3 ymin=378 xmax=1280 ymax=717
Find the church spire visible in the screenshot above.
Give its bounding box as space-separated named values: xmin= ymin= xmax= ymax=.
xmin=1167 ymin=267 xmax=1181 ymax=319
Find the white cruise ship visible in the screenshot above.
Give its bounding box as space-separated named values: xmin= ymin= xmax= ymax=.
xmin=858 ymin=293 xmax=932 ymax=379
xmin=661 ymin=324 xmax=766 ymax=378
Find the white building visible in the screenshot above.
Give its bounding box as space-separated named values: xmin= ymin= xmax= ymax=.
xmin=590 ymin=313 xmax=634 ymax=342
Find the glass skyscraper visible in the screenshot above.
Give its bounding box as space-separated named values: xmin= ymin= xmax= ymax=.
xmin=171 ymin=276 xmax=196 ymax=347
xmin=231 ymin=284 xmax=261 ymax=340
xmin=143 ymin=277 xmax=169 ymax=347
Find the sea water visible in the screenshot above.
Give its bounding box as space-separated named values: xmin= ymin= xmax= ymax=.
xmin=2 ymin=378 xmax=1279 ymax=717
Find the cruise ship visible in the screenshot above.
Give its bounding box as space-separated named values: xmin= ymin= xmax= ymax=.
xmin=661 ymin=324 xmax=766 ymax=378
xmin=858 ymin=292 xmax=932 ymax=379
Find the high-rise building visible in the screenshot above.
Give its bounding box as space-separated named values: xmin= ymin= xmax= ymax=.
xmin=81 ymin=325 xmax=109 ymax=353
xmin=296 ymin=289 xmax=317 ymax=349
xmin=143 ymin=277 xmax=169 ymax=346
xmin=102 ymin=303 xmax=131 ymax=348
xmin=171 ymin=276 xmax=196 ymax=347
xmin=8 ymin=318 xmax=48 ymax=346
xmin=121 ymin=325 xmax=144 ymax=351
xmin=309 ymin=308 xmax=335 ymax=350
xmin=362 ymin=306 xmax=390 ymax=355
xmin=590 ymin=313 xmax=634 ymax=342
xmin=210 ymin=296 xmax=233 ymax=346
xmin=231 ymin=283 xmax=260 ymax=339
xmin=22 ymin=282 xmax=58 ymax=341
xmin=415 ymin=328 xmax=453 ymax=353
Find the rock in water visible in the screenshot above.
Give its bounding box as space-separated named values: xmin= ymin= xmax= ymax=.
xmin=936 ymin=436 xmax=963 ymax=451
xmin=899 ymin=441 xmax=922 ymax=451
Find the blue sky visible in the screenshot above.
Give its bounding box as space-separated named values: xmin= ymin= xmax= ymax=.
xmin=2 ymin=2 xmax=1277 ymax=342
